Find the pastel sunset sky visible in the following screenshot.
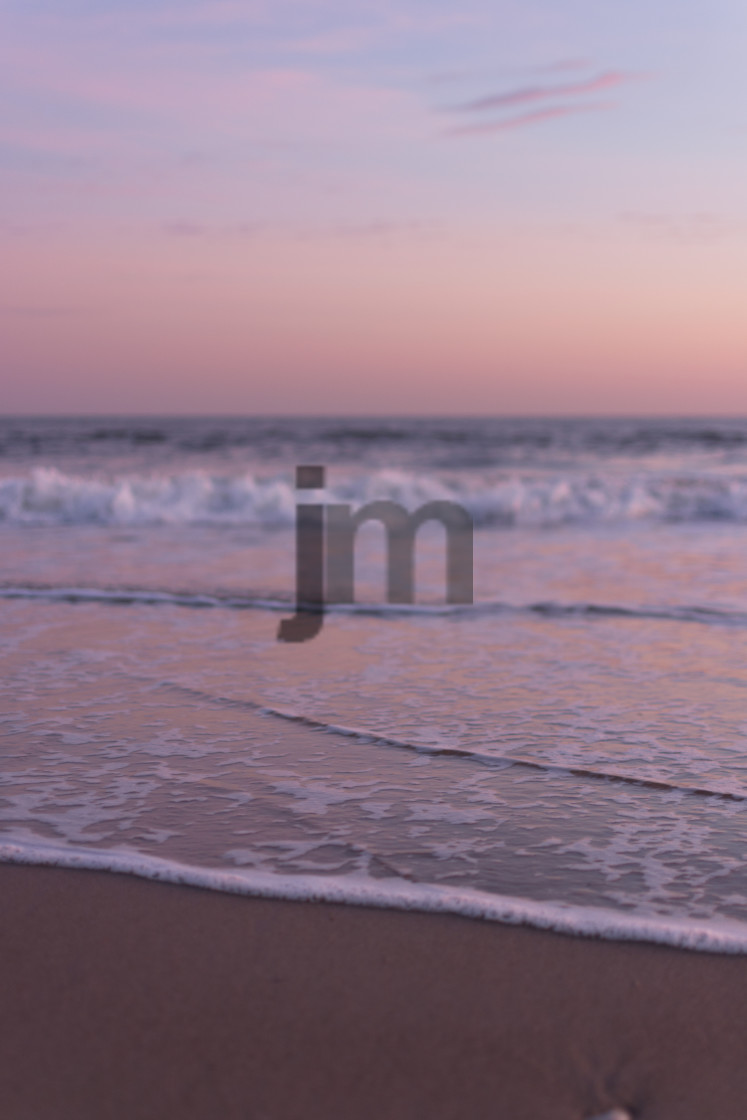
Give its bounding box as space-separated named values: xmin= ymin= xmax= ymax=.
xmin=2 ymin=0 xmax=746 ymax=414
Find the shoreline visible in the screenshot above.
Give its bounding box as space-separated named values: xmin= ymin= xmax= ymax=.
xmin=3 ymin=864 xmax=747 ymax=1119
xmin=4 ymin=843 xmax=747 ymax=956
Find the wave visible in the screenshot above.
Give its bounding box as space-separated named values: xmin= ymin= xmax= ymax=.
xmin=4 ymin=416 xmax=747 ymax=461
xmin=3 ymin=837 xmax=747 ymax=953
xmin=0 ymin=467 xmax=297 ymax=527
xmin=157 ymin=680 xmax=747 ymax=802
xmin=4 ymin=582 xmax=747 ymax=628
xmin=4 ymin=465 xmax=747 ymax=528
xmin=0 ymin=584 xmax=289 ymax=610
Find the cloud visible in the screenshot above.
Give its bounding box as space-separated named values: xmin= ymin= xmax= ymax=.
xmin=619 ymin=211 xmax=746 ymax=244
xmin=321 ymin=219 xmax=440 ymax=239
xmin=0 ymin=304 xmax=89 ymax=316
xmin=162 ymin=221 xmax=208 ymax=236
xmin=0 ymin=220 xmax=66 ymax=237
xmin=161 ymin=220 xmax=268 ymax=238
xmin=440 ymin=67 xmax=639 ymax=137
xmin=446 ymin=102 xmax=611 ymax=137
xmin=159 ymin=218 xmax=438 ymax=241
xmin=449 ymin=70 xmax=633 ymax=114
xmin=536 ymin=58 xmax=590 ymax=75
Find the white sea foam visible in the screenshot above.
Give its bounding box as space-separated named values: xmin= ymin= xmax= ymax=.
xmin=3 ymin=837 xmax=747 ymax=954
xmin=3 ymin=465 xmax=747 ymax=527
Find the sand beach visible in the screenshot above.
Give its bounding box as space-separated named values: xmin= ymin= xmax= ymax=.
xmin=3 ymin=863 xmax=747 ymax=1120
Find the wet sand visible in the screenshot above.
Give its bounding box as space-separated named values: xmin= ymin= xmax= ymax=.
xmin=2 ymin=863 xmax=747 ymax=1119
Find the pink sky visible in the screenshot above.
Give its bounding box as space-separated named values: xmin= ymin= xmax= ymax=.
xmin=2 ymin=0 xmax=746 ymax=414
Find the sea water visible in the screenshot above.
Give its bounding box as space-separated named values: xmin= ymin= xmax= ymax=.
xmin=3 ymin=416 xmax=747 ymax=951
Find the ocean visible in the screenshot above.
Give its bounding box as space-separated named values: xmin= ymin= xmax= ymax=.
xmin=3 ymin=415 xmax=747 ymax=951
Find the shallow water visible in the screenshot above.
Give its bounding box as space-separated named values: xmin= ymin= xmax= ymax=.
xmin=3 ymin=416 xmax=747 ymax=950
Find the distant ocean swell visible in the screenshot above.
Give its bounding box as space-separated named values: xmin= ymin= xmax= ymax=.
xmin=4 ymin=466 xmax=747 ymax=527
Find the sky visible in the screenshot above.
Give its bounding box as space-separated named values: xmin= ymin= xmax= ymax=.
xmin=1 ymin=0 xmax=746 ymax=415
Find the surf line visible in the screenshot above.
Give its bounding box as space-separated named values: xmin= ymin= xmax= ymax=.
xmin=157 ymin=680 xmax=747 ymax=805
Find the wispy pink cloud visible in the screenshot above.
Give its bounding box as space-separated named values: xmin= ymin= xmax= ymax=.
xmin=159 ymin=218 xmax=438 ymax=241
xmin=161 ymin=220 xmax=263 ymax=237
xmin=445 ymin=102 xmax=611 ymax=137
xmin=449 ymin=70 xmax=633 ymax=114
xmin=0 ymin=303 xmax=89 ymax=316
xmin=536 ymin=58 xmax=590 ymax=75
xmin=619 ymin=211 xmax=747 ymax=244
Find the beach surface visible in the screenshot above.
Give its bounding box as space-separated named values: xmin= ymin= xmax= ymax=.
xmin=2 ymin=865 xmax=747 ymax=1120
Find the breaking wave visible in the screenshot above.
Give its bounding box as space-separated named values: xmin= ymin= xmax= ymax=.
xmin=3 ymin=465 xmax=747 ymax=528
